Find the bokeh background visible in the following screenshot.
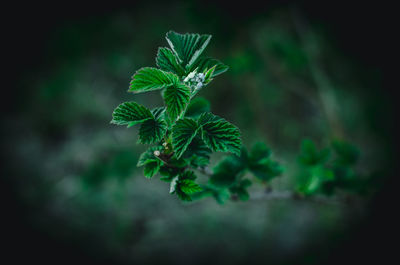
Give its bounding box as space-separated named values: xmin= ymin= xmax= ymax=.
xmin=2 ymin=1 xmax=396 ymax=265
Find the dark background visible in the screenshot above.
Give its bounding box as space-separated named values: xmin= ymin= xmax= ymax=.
xmin=2 ymin=1 xmax=396 ymax=264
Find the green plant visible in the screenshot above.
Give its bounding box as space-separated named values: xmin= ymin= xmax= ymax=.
xmin=111 ymin=31 xmax=369 ymax=203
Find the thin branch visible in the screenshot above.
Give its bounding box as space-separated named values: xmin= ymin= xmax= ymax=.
xmin=249 ymin=190 xmax=345 ymax=206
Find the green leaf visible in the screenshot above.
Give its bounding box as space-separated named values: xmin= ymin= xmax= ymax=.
xmin=193 ymin=184 xmax=230 ymax=204
xmin=179 ymin=179 xmax=202 ymax=194
xmin=171 ymin=118 xmax=199 ymax=159
xmin=199 ymin=113 xmax=242 ymax=155
xmin=139 ymin=117 xmax=167 ymax=144
xmin=299 ymin=139 xmax=330 ymax=166
xmin=184 ymin=97 xmax=211 ymax=118
xmin=183 ymin=135 xmax=211 ymax=158
xmin=156 ymin=47 xmax=186 ymax=77
xmin=170 ymin=171 xmax=201 ymax=201
xmin=163 ymin=83 xmax=191 ymax=121
xmin=249 ymin=159 xmax=283 ymax=181
xmin=210 ymin=154 xmax=247 ymax=187
xmin=332 ymin=140 xmax=360 ymax=166
xmin=143 ymin=161 xmax=161 ymax=178
xmin=198 ymin=112 xmax=221 ymax=124
xmin=129 ymin=67 xmax=179 ymax=93
xmin=203 ymin=65 xmax=216 ymax=85
xmin=111 ymin=101 xmax=153 ymax=127
xmin=190 ymin=57 xmax=229 ymax=77
xmin=166 ymin=31 xmax=212 ymax=69
xmin=229 ymin=179 xmax=252 ymax=201
xmin=301 ymin=166 xmax=334 ymax=195
xmin=249 ymin=142 xmax=271 ymax=164
xmin=137 ymin=146 xmax=163 ymax=167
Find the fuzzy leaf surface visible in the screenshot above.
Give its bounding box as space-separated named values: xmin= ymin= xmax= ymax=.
xmin=163 ymin=83 xmax=191 ymax=121
xmin=129 ymin=67 xmax=179 ymax=93
xmin=156 ymin=47 xmax=186 ymax=77
xmin=139 ymin=117 xmax=167 ymax=144
xmin=166 ymin=31 xmax=212 ymax=69
xmin=199 ymin=113 xmax=242 ymax=155
xmin=171 ymin=118 xmax=199 ymax=159
xmin=111 ymin=102 xmax=153 ymax=127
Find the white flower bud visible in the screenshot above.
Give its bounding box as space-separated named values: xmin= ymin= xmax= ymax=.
xmin=187 ymin=72 xmax=195 ymax=79
xmin=154 ymin=150 xmax=161 ymax=156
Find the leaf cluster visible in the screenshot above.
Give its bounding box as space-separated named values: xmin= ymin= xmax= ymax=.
xmin=111 ymin=31 xmax=242 ymax=201
xmin=296 ymin=139 xmax=363 ymax=196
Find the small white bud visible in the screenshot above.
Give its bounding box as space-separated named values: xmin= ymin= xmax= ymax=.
xmin=187 ymin=72 xmax=195 ymax=79
xmin=196 ymin=82 xmax=203 ymax=89
xmin=154 ymin=150 xmax=161 ymax=156
xmin=198 ymin=73 xmax=205 ymax=80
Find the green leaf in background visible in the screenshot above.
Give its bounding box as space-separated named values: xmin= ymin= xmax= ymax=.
xmin=171 ymin=118 xmax=199 ymax=159
xmin=332 ymin=140 xmax=360 ymax=166
xmin=199 ymin=113 xmax=242 ymax=156
xmin=184 ymin=97 xmax=211 ymax=118
xmin=190 ymin=57 xmax=229 ymax=77
xmin=299 ymin=139 xmax=330 ymax=166
xmin=210 ymin=153 xmax=247 ymax=187
xmin=156 ymin=47 xmax=186 ymax=77
xmin=300 ymin=166 xmax=334 ymax=195
xmin=129 ymin=67 xmax=179 ymax=93
xmin=249 ymin=142 xmax=271 ymax=164
xmin=166 ymin=31 xmax=212 ymax=70
xmin=249 ymin=159 xmax=283 ymax=181
xmin=229 ymin=179 xmax=252 ymax=201
xmin=110 ymin=101 xmax=153 ymax=127
xmin=138 ymin=117 xmax=167 ymax=144
xmin=163 ymin=83 xmax=191 ymax=121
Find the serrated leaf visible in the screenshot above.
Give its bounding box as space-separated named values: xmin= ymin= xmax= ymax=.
xmin=184 ymin=97 xmax=211 ymax=118
xmin=179 ymin=179 xmax=202 ymax=194
xmin=166 ymin=31 xmax=212 ymax=70
xmin=144 ymin=161 xmax=161 ymax=178
xmin=198 ymin=112 xmax=222 ymax=124
xmin=199 ymin=113 xmax=242 ymax=155
xmin=156 ymin=47 xmax=186 ymax=76
xmin=163 ymin=83 xmax=191 ymax=121
xmin=138 ymin=117 xmax=167 ymax=144
xmin=129 ymin=67 xmax=179 ymax=93
xmin=183 ymin=135 xmax=211 ymax=159
xmin=179 ymin=170 xmax=197 ymax=180
xmin=171 ymin=118 xmax=199 ymax=159
xmin=190 ymin=57 xmax=229 ymax=77
xmin=111 ymin=101 xmax=153 ymax=127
